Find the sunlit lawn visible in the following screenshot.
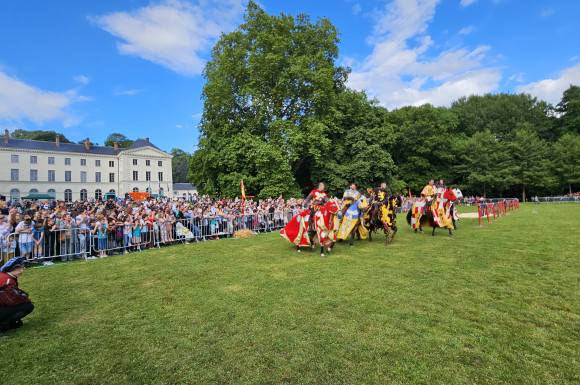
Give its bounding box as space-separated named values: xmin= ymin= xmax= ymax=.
xmin=1 ymin=204 xmax=579 ymax=385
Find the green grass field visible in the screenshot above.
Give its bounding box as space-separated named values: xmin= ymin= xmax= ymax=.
xmin=2 ymin=204 xmax=579 ymax=385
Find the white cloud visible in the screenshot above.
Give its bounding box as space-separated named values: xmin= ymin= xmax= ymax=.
xmin=352 ymin=3 xmax=362 ymax=15
xmin=458 ymin=25 xmax=474 ymax=35
xmin=91 ymin=0 xmax=243 ymax=76
xmin=0 ymin=70 xmax=80 ymax=125
xmin=460 ymin=0 xmax=477 ymax=7
xmin=508 ymin=72 xmax=525 ymax=83
xmin=539 ymin=8 xmax=554 ymax=17
xmin=348 ymin=0 xmax=500 ymax=109
xmin=113 ymin=88 xmax=143 ymax=96
xmin=517 ymin=63 xmax=580 ymax=104
xmin=74 ymin=74 xmax=90 ymax=84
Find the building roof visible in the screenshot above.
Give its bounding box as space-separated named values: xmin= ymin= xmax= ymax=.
xmin=173 ymin=183 xmax=197 ymax=191
xmin=127 ymin=138 xmax=162 ymax=151
xmin=0 ymin=137 xmax=165 ymax=155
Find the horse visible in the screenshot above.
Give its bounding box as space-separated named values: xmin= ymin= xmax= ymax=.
xmin=280 ymin=200 xmax=339 ymax=257
xmin=365 ymin=195 xmax=402 ymax=244
xmin=311 ymin=199 xmax=340 ymax=256
xmin=406 ymin=199 xmax=456 ymax=236
xmin=337 ymin=195 xmax=369 ymax=245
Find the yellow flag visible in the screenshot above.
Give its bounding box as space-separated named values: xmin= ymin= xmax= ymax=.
xmin=240 ymin=179 xmax=246 ymax=199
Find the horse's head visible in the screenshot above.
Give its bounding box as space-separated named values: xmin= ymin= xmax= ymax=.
xmin=358 ymin=196 xmax=369 ymax=210
xmin=324 ymin=199 xmax=339 ymax=214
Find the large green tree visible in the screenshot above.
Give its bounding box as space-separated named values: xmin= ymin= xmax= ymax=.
xmin=556 ymin=85 xmax=580 ymax=135
xmin=388 ymin=105 xmax=460 ymax=193
xmin=451 ymin=93 xmax=555 ymax=140
xmin=312 ymin=90 xmax=396 ymax=194
xmin=191 ymin=1 xmax=348 ymax=197
xmin=104 ymin=133 xmax=133 ymax=148
xmin=454 ymin=130 xmax=515 ymax=197
xmin=509 ymin=128 xmax=556 ymax=201
xmin=170 ymin=148 xmax=192 ymax=183
xmin=11 ymin=129 xmax=71 ymax=143
xmin=552 ymin=133 xmax=580 ymax=194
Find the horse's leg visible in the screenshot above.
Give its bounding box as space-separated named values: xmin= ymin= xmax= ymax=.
xmin=432 ymin=226 xmax=436 ymax=236
xmin=296 ymin=245 xmax=301 ymax=253
xmin=368 ymin=228 xmax=373 ymax=242
xmin=349 ymin=231 xmax=354 ymax=246
xmin=448 ymin=228 xmax=453 ymax=236
xmin=320 ymin=245 xmax=325 ymax=257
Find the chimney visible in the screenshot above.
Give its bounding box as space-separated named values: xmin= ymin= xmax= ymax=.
xmin=55 ymin=134 xmax=60 ymax=147
xmin=113 ymin=141 xmax=119 ymax=150
xmin=145 ymin=137 xmax=150 ymax=143
xmin=3 ymin=129 xmax=8 ymax=144
xmin=84 ymin=139 xmax=91 ymax=151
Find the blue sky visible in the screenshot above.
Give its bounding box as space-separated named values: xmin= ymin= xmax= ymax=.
xmin=1 ymin=0 xmax=579 ymax=152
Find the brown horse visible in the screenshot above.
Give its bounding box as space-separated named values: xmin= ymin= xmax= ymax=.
xmin=365 ymin=195 xmax=402 ymax=244
xmin=406 ymin=201 xmax=456 ymax=236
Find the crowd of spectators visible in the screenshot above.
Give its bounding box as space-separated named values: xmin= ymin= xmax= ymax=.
xmin=0 ymin=195 xmax=302 ymax=263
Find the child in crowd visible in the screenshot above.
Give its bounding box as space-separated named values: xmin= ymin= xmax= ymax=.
xmin=32 ymin=222 xmax=44 ymax=259
xmin=133 ymin=218 xmax=142 ymax=251
xmin=123 ymin=216 xmax=133 ymax=254
xmin=93 ymin=215 xmax=108 ymax=258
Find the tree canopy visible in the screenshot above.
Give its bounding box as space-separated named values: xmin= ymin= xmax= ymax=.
xmin=10 ymin=129 xmax=72 ymax=143
xmin=104 ymin=133 xmax=134 ymax=148
xmin=190 ymin=2 xmax=580 ymax=200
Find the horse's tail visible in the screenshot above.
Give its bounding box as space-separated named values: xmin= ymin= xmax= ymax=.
xmin=406 ymin=209 xmax=412 ymax=226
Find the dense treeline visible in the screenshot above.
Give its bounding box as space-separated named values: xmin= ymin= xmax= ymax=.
xmin=190 ymin=2 xmax=579 ymax=200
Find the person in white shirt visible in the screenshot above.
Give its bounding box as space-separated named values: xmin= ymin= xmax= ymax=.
xmin=15 ymin=216 xmax=34 ymax=260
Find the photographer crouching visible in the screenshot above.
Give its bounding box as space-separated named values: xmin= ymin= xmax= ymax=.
xmin=0 ymin=257 xmax=34 ymax=332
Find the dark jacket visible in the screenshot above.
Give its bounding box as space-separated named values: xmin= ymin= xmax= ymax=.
xmin=0 ymin=272 xmax=31 ymax=306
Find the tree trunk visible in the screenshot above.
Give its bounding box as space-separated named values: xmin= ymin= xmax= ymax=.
xmin=483 ymin=183 xmax=486 ymax=198
xmin=522 ymin=184 xmax=526 ymax=202
xmin=570 ymin=183 xmax=572 ymax=196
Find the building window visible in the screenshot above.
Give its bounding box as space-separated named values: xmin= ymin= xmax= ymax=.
xmin=95 ymin=172 xmax=101 ymax=183
xmin=30 ymin=155 xmax=37 ymax=164
xmin=10 ymin=169 xmax=19 ymax=181
xmin=95 ymin=159 xmax=101 ymax=167
xmin=80 ymin=189 xmax=87 ymax=200
xmin=80 ymin=171 xmax=87 ymax=183
xmin=48 ymin=170 xmax=56 ymax=182
xmin=65 ymin=158 xmax=71 ymax=165
xmin=95 ymin=189 xmax=102 ymax=200
xmin=109 ymin=160 xmax=114 ymax=167
xmin=9 ymin=189 xmax=20 ymax=201
xmin=133 ymin=159 xmax=138 ymax=166
xmin=65 ymin=171 xmax=72 ymax=182
xmin=64 ymin=189 xmax=72 ymax=202
xmin=145 ymin=171 xmax=151 ymax=181
xmin=109 ymin=189 xmax=115 ymax=194
xmin=81 ymin=158 xmax=86 ymax=166
xmin=11 ymin=154 xmax=19 ymax=163
xmin=146 ymin=160 xmax=150 ymax=166
xmin=158 ymin=160 xmax=162 ymax=167
xmin=47 ymin=189 xmax=56 ymax=198
xmin=29 ymin=189 xmax=38 ymax=194
xmin=48 ymin=156 xmax=55 ymax=165
xmin=30 ymin=169 xmax=38 ymax=182
xmin=159 ymin=187 xmax=164 ymax=196
xmin=133 ymin=171 xmax=138 ymax=181
xmin=158 ymin=172 xmax=163 ymax=182
xmin=146 ymin=187 xmax=151 ymax=193
xmin=109 ymin=173 xmax=115 ymax=182
xmin=132 ymin=187 xmax=139 ymax=192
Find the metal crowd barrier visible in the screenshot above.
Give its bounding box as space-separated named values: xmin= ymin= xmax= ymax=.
xmin=0 ymin=211 xmax=293 ymax=264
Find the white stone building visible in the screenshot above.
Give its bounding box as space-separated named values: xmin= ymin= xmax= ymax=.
xmin=172 ymin=183 xmax=198 ymax=199
xmin=0 ymin=130 xmax=173 ymax=201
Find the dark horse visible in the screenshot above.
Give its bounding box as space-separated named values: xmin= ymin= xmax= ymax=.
xmin=365 ymin=195 xmax=402 ymax=244
xmin=406 ymin=201 xmax=457 ymax=236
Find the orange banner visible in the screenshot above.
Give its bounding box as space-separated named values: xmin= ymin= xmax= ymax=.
xmin=128 ymin=192 xmax=150 ymax=201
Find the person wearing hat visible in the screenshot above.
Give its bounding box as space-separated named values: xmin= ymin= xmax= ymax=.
xmin=0 ymin=257 xmax=34 ymax=332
